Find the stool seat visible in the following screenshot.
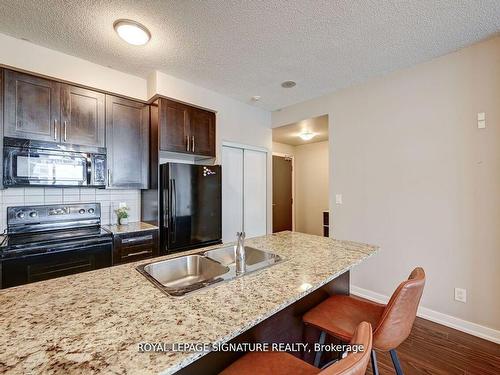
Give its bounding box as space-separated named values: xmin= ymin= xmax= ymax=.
xmin=220 ymin=322 xmax=373 ymax=375
xmin=302 ymin=267 xmax=426 ymax=375
xmin=303 ymin=295 xmax=384 ymax=342
xmin=220 ymin=351 xmax=320 ymax=375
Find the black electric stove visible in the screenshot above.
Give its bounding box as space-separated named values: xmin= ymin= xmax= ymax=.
xmin=0 ymin=203 xmax=112 ymax=289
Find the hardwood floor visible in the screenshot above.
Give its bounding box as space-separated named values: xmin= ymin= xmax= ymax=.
xmin=366 ymin=317 xmax=500 ymax=375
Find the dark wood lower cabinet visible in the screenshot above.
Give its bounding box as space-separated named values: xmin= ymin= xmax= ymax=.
xmin=112 ymin=230 xmax=159 ymax=265
xmin=176 ymin=271 xmax=350 ymax=375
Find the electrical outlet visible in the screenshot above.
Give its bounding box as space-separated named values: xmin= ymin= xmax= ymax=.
xmin=454 ymin=288 xmax=467 ymax=303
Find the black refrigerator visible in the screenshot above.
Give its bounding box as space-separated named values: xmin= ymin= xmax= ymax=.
xmin=160 ymin=163 xmax=222 ymax=253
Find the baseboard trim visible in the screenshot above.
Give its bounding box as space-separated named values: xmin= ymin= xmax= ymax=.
xmin=350 ymin=285 xmax=500 ymax=344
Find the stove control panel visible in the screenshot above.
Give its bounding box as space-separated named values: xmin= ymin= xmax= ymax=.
xmin=49 ymin=207 xmax=69 ymax=216
xmin=7 ymin=203 xmax=102 ymax=232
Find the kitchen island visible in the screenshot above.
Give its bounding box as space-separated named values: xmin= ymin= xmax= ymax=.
xmin=0 ymin=232 xmax=378 ymax=374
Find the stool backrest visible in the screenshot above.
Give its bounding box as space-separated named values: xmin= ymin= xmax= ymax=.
xmin=373 ymin=267 xmax=426 ymax=350
xmin=320 ymin=321 xmax=372 ymax=375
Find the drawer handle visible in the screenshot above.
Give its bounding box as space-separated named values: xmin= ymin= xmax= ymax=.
xmin=121 ymin=235 xmax=153 ymax=244
xmin=122 ymin=250 xmax=151 ymax=259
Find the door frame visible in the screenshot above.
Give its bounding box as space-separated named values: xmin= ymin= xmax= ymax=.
xmin=272 ymin=152 xmax=295 ymax=231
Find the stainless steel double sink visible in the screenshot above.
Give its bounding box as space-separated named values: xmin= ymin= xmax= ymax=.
xmin=137 ymin=246 xmax=283 ymax=297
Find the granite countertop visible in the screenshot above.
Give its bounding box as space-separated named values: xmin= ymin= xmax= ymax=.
xmin=0 ymin=232 xmax=378 ymax=374
xmin=103 ymin=221 xmax=158 ymax=235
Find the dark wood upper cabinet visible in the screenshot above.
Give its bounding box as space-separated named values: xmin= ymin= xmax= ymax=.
xmin=189 ymin=107 xmax=216 ymax=156
xmin=159 ymin=99 xmax=190 ymax=153
xmin=3 ymin=70 xmax=105 ymax=148
xmin=61 ymin=85 xmax=105 ymax=147
xmin=4 ymin=70 xmax=60 ymax=142
xmin=158 ymin=98 xmax=216 ymax=157
xmin=105 ymin=95 xmax=149 ymax=189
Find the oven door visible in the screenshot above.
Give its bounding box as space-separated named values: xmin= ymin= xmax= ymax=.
xmin=3 ymin=146 xmax=90 ymax=187
xmin=0 ymin=240 xmax=112 ymax=288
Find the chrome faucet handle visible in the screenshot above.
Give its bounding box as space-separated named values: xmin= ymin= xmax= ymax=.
xmin=235 ymin=232 xmax=246 ymax=275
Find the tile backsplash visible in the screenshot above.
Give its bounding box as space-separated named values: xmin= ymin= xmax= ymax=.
xmin=0 ymin=188 xmax=141 ymax=231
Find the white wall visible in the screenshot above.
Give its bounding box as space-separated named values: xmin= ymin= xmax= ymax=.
xmin=0 ymin=33 xmax=148 ymax=228
xmin=272 ymin=142 xmax=295 ymax=156
xmin=150 ymin=71 xmax=273 ymax=233
xmin=0 ymin=33 xmax=148 ymax=100
xmin=273 ymin=36 xmax=500 ymax=335
xmin=294 ymin=141 xmax=329 ymax=235
xmin=0 ymin=33 xmax=273 ymax=233
xmin=0 ymin=188 xmax=140 ymax=230
xmin=272 ymin=141 xmax=329 ymax=236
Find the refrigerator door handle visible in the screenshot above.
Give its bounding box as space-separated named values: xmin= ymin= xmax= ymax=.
xmin=171 ymin=179 xmax=177 ymax=243
xmin=163 ymin=189 xmax=168 ymax=229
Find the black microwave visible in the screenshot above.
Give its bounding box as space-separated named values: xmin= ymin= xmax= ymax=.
xmin=3 ymin=138 xmax=106 ymax=188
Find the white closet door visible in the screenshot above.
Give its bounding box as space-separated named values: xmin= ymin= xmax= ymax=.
xmin=222 ymin=146 xmax=244 ymax=243
xmin=243 ymin=149 xmax=267 ymax=238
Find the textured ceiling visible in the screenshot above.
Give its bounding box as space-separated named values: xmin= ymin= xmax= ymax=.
xmin=273 ymin=115 xmax=328 ymax=146
xmin=0 ymin=1 xmax=499 ymax=110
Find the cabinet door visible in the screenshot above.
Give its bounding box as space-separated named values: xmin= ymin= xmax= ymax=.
xmin=112 ymin=231 xmax=158 ymax=265
xmin=61 ymin=85 xmax=105 ymax=147
xmin=243 ymin=149 xmax=267 ymax=238
xmin=189 ymin=107 xmax=216 ymax=156
xmin=159 ymin=99 xmax=189 ymax=153
xmin=4 ymin=70 xmax=60 ymax=142
xmin=106 ymin=95 xmax=149 ymax=189
xmin=222 ymin=146 xmax=244 ymax=243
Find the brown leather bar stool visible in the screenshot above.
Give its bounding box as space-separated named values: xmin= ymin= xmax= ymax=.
xmin=220 ymin=321 xmax=373 ymax=375
xmin=303 ymin=268 xmax=425 ymax=375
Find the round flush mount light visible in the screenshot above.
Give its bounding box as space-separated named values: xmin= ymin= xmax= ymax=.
xmin=281 ymin=80 xmax=296 ymax=88
xmin=113 ymin=19 xmax=151 ymax=46
xmin=251 ymin=95 xmax=261 ymax=102
xmin=299 ymin=131 xmax=315 ymax=141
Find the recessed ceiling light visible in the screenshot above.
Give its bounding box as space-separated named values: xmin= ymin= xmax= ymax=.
xmin=281 ymin=80 xmax=296 ymax=88
xmin=299 ymin=131 xmax=315 ymax=141
xmin=113 ymin=19 xmax=151 ymax=46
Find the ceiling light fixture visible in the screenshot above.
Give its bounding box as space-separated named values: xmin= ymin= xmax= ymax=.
xmin=251 ymin=95 xmax=261 ymax=102
xmin=299 ymin=131 xmax=315 ymax=141
xmin=113 ymin=19 xmax=151 ymax=46
xmin=281 ymin=80 xmax=296 ymax=88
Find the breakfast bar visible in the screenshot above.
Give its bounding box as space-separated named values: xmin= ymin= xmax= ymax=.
xmin=0 ymin=232 xmax=378 ymax=374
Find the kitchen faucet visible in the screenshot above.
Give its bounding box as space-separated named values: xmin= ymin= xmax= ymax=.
xmin=235 ymin=232 xmax=246 ymax=275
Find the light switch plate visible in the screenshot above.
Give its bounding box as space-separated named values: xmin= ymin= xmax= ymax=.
xmin=335 ymin=194 xmax=343 ymax=205
xmin=478 ymin=120 xmax=486 ymax=129
xmin=477 ymin=112 xmax=485 ymax=121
